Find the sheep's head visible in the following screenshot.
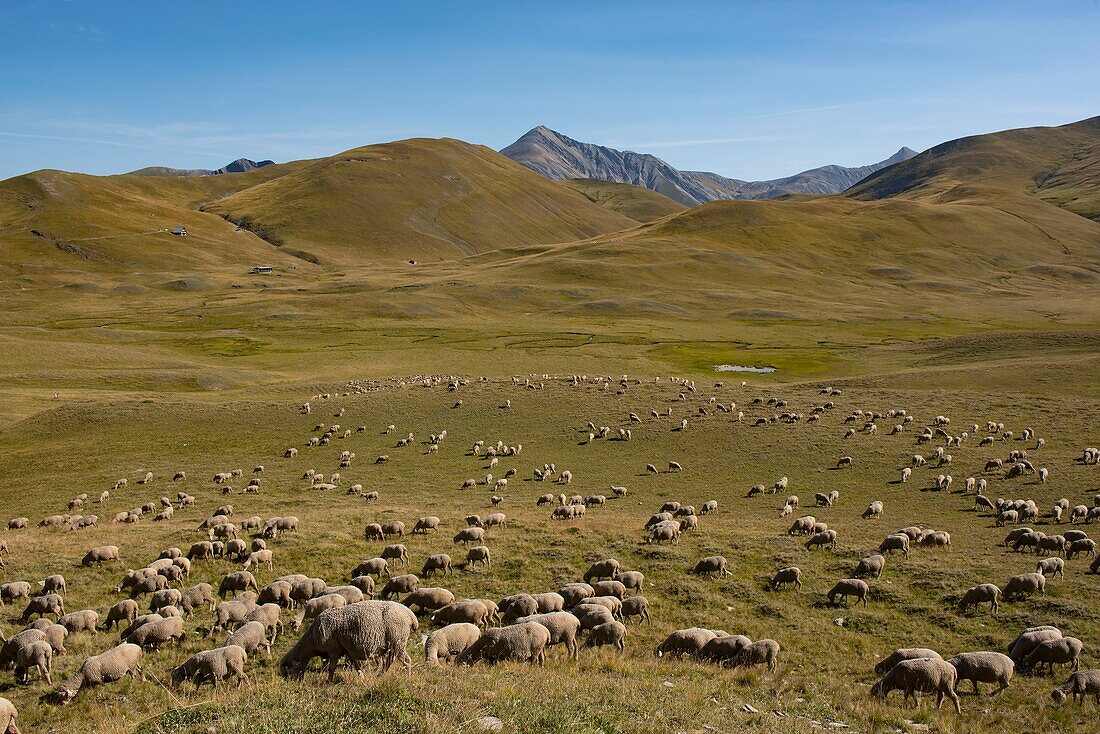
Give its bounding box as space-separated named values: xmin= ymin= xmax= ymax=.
xmin=48 ymin=686 xmax=77 ymax=705
xmin=1050 ymin=688 xmax=1068 ymax=704
xmin=869 ymin=680 xmax=886 ymax=698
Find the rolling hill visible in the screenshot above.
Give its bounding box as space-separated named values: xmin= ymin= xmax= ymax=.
xmin=202 ymin=138 xmax=636 ymax=264
xmin=0 ymin=138 xmax=638 ymax=287
xmin=501 ymin=125 xmax=917 ymax=205
xmin=127 ymin=158 xmax=277 ymax=178
xmin=558 ymin=179 xmax=687 ymax=222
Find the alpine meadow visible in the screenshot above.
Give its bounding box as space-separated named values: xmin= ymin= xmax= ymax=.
xmin=0 ymin=3 xmax=1099 ymax=734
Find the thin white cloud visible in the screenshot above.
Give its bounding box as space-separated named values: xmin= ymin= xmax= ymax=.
xmin=623 ymin=135 xmax=784 ymax=149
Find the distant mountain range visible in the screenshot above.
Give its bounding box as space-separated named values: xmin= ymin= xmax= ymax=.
xmin=501 ymin=125 xmax=917 ymax=205
xmin=127 ymin=158 xmax=276 ymax=178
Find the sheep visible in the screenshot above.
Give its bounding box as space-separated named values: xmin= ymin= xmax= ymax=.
xmin=854 ymin=554 xmax=886 ymax=579
xmin=353 ymin=558 xmax=389 ymax=579
xmin=878 ymin=533 xmax=911 ymax=558
xmin=585 ymin=620 xmax=627 ymax=652
xmin=457 ymin=621 xmax=550 ymax=666
xmin=453 ymin=527 xmax=485 ymax=546
xmin=827 ymin=579 xmax=869 ymax=607
xmin=1036 ymin=557 xmax=1066 ymax=579
xmin=20 ymin=594 xmax=64 ymax=623
xmin=512 ymin=612 xmax=581 ymax=658
xmin=379 ymin=574 xmax=419 ymax=600
xmin=1050 ymin=670 xmax=1100 ymax=705
xmin=531 ymin=593 xmax=565 ymax=614
xmin=804 ymin=529 xmax=838 ymax=551
xmin=875 ymin=648 xmax=943 ymax=675
xmin=430 ymin=600 xmax=490 ymax=628
xmin=424 ymin=623 xmax=482 ymax=665
xmin=947 ymin=651 xmax=1014 ymax=695
xmin=787 ymin=516 xmax=817 ymax=535
xmin=667 ymin=461 xmax=682 ymax=473
xmin=279 ymin=600 xmax=419 ymax=679
xmin=1021 ymin=637 xmax=1084 ymax=676
xmin=655 ymin=628 xmax=723 ymax=658
xmin=695 ymin=634 xmax=752 ymax=665
xmin=59 ymin=610 xmax=99 ymax=635
xmin=691 ymin=556 xmax=733 ymax=578
xmin=53 ymin=643 xmax=144 ymax=704
xmin=401 ymin=587 xmax=455 ymax=614
xmin=209 ymin=598 xmax=259 ymax=635
xmin=421 ymin=554 xmax=452 ymax=578
xmin=14 ymin=640 xmax=52 ymax=684
xmin=293 ymin=593 xmax=349 ymax=632
xmin=82 ymin=545 xmax=122 ymax=565
xmin=583 ymin=559 xmax=621 ymax=583
xmin=42 ymin=574 xmax=66 ymax=594
xmin=103 ymin=599 xmax=139 ymax=631
xmin=243 ymin=604 xmax=284 ymax=642
xmin=620 ymin=595 xmax=651 ymax=624
xmin=500 ymin=594 xmax=539 ymax=622
xmin=219 ymin=571 xmax=259 ymax=598
xmin=1009 ymin=627 xmax=1063 ymax=663
xmin=613 ymin=570 xmax=644 ymax=593
xmin=0 ymin=698 xmax=17 ymax=734
xmin=258 ymin=581 xmax=295 ymax=608
xmin=1004 ymin=572 xmax=1046 ymax=600
xmin=958 ymin=584 xmax=1001 ymax=615
xmin=557 ymin=583 xmax=595 ymax=608
xmin=920 ymin=530 xmax=951 ymax=548
xmin=1067 ymin=539 xmax=1097 ymax=559
xmin=836 ymin=456 xmax=853 ymax=469
xmin=413 ymin=516 xmax=440 ymax=534
xmin=171 ymin=644 xmax=249 ymax=689
xmin=871 ymin=657 xmax=961 ymax=713
xmin=727 ymin=639 xmax=780 ymax=672
xmin=465 ymin=546 xmax=491 ymax=569
xmin=862 ymin=501 xmax=884 ymax=520
xmin=126 ymin=615 xmax=185 ymax=650
xmin=243 ymin=550 xmax=274 ymax=571
xmin=770 ymin=567 xmax=802 ymax=593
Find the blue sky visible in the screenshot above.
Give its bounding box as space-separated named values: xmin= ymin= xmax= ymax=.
xmin=1 ymin=1 xmax=1097 ymax=181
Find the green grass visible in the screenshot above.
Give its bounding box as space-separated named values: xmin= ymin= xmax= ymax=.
xmin=1 ymin=370 xmax=1098 ymax=733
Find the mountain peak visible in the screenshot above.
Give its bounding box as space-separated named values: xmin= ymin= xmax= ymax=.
xmin=501 ymin=128 xmax=917 ymax=203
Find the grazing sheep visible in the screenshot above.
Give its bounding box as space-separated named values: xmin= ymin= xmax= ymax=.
xmin=1004 ymin=572 xmax=1046 ymax=601
xmin=855 ymin=554 xmax=886 ymax=579
xmin=209 ymin=598 xmax=259 ymax=635
xmin=1050 ymin=669 xmax=1100 ymax=705
xmin=219 ymin=571 xmax=259 ymax=598
xmin=126 ymin=615 xmax=185 ymax=650
xmin=58 ymin=610 xmax=99 ymax=635
xmin=381 ymin=544 xmax=409 ymax=568
xmin=424 ymin=623 xmax=482 ymax=665
xmin=620 ymin=595 xmax=651 ymax=624
xmin=871 ymin=657 xmax=961 ymax=713
xmin=456 ymin=621 xmax=550 ymax=666
xmin=875 ymin=648 xmax=943 ymax=675
xmin=583 ymin=559 xmax=622 ymax=583
xmin=1009 ymin=627 xmax=1063 ymax=663
xmin=696 ymin=634 xmax=752 ymax=665
xmin=827 ymin=579 xmax=869 ymax=607
xmin=52 ymin=643 xmax=144 ymax=704
xmin=171 ymin=644 xmax=249 ymax=688
xmin=947 ymin=651 xmax=1014 ymax=695
xmin=770 ymin=567 xmax=802 ymax=593
xmin=611 ymin=570 xmax=644 ymax=593
xmin=878 ymin=534 xmax=910 ymax=558
xmin=1036 ymin=557 xmax=1066 ymax=579
xmin=691 ymin=556 xmax=733 ymax=578
xmin=656 ymin=628 xmax=723 ymax=658
xmin=279 ymin=600 xmax=418 ymax=679
xmin=557 ymin=583 xmax=595 ymax=608
xmin=500 ymin=594 xmax=539 ymax=622
xmin=15 ymin=640 xmax=52 ymax=684
xmin=531 ymin=592 xmax=565 ymax=614
xmin=453 ymin=527 xmax=485 ymax=546
xmin=585 ymin=620 xmax=627 ymax=652
xmin=379 ymin=575 xmax=419 ymax=600
xmin=293 ymin=593 xmax=348 ymax=632
xmin=421 ymin=554 xmax=452 ymax=578
xmin=958 ymin=584 xmax=1001 ymax=615
xmin=82 ymin=546 xmax=122 ymax=565
xmin=20 ymin=594 xmax=64 ymax=623
xmin=512 ymin=612 xmax=581 ymax=658
xmin=430 ymin=600 xmax=490 ymax=628
xmin=413 ymin=516 xmax=440 ymax=534
xmin=805 ymin=529 xmax=838 ymax=551
xmin=465 ymin=546 xmax=491 ymax=569
xmin=103 ymin=600 xmax=139 ymax=630
xmin=401 ymin=587 xmax=455 ymax=614
xmin=1021 ymin=637 xmax=1084 ymax=676
xmin=727 ymin=639 xmax=780 ymax=672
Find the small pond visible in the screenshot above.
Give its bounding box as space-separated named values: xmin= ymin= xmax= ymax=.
xmin=714 ymin=364 xmax=776 ymax=373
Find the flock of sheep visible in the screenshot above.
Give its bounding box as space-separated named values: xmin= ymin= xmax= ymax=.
xmin=0 ymin=372 xmax=1096 ymax=731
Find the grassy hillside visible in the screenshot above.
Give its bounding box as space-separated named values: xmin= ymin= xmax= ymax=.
xmin=203 ymin=139 xmax=638 ymax=264
xmin=848 ymin=116 xmax=1100 ymax=220
xmin=560 ymin=179 xmax=688 ymax=222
